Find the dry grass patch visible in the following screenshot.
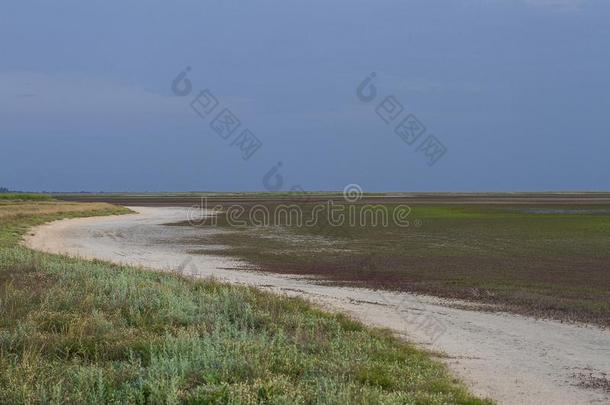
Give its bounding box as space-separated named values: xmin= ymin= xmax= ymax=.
xmin=0 ymin=202 xmax=121 ymax=220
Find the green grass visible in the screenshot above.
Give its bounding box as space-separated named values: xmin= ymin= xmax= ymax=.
xmin=176 ymin=203 xmax=610 ymax=326
xmin=0 ymin=202 xmax=488 ymax=404
xmin=0 ymin=193 xmax=53 ymax=201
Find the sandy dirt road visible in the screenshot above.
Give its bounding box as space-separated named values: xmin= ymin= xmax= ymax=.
xmin=24 ymin=207 xmax=610 ymax=404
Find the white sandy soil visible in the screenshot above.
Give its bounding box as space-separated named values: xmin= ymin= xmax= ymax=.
xmin=24 ymin=207 xmax=610 ymax=405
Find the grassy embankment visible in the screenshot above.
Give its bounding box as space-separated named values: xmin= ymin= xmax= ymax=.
xmin=175 ymin=202 xmax=610 ymax=326
xmin=0 ymin=200 xmax=487 ymax=404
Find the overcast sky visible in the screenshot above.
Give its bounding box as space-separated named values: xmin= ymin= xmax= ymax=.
xmin=1 ymin=0 xmax=609 ymax=192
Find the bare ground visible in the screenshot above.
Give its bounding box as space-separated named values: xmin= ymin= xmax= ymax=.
xmin=24 ymin=207 xmax=610 ymax=405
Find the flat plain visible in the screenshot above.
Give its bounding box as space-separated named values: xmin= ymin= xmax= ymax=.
xmin=1 ymin=198 xmax=489 ymax=404
xmin=20 ymin=194 xmax=610 ymax=403
xmin=60 ymin=193 xmax=610 ymax=326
